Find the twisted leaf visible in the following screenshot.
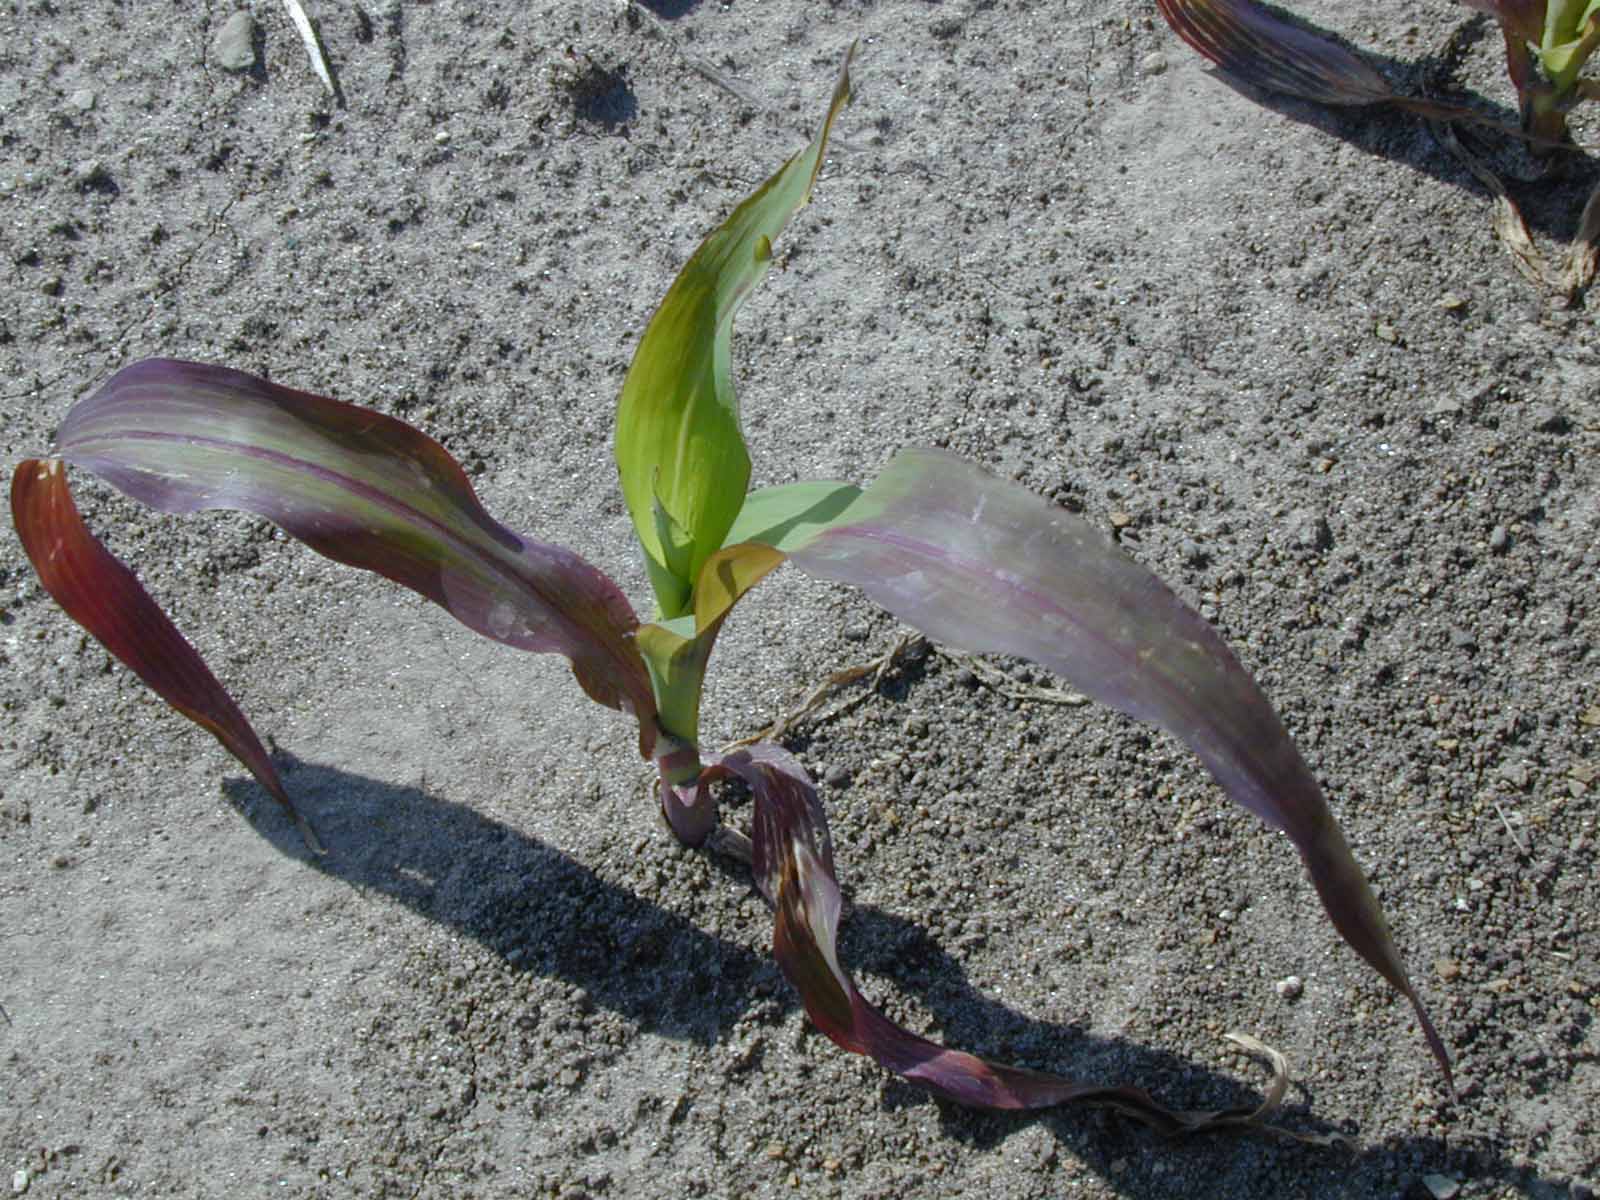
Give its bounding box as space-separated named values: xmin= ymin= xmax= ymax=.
xmin=715 ymin=743 xmax=1314 ymax=1133
xmin=713 ymin=449 xmax=1450 ymax=1082
xmin=1155 ymin=0 xmax=1509 ymax=127
xmin=1155 ymin=0 xmax=1397 ymax=105
xmin=12 ymin=359 xmax=659 ymax=847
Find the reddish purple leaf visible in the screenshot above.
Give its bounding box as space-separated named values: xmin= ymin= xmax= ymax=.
xmin=1155 ymin=0 xmax=1397 ymax=106
xmin=11 ymin=457 xmax=324 ymax=852
xmin=767 ymin=448 xmax=1449 ymax=1083
xmin=53 ymin=359 xmax=656 ymax=738
xmin=1154 ymin=0 xmax=1528 ymax=133
xmin=12 ymin=359 xmax=660 ymax=847
xmin=711 ymin=743 xmax=1305 ymax=1133
xmin=1458 ymin=0 xmax=1547 ymax=45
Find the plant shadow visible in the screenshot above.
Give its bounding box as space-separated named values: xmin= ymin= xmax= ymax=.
xmin=1190 ymin=8 xmax=1598 ymax=242
xmin=636 ymin=0 xmax=700 ymax=17
xmin=228 ymin=759 xmax=1561 ymax=1198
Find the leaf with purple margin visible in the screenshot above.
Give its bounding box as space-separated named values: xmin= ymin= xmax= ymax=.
xmin=1155 ymin=0 xmax=1398 ymax=105
xmin=727 ymin=447 xmax=1449 ymax=1082
xmin=12 ymin=457 xmax=324 ymax=853
xmin=1154 ymin=0 xmax=1505 ymax=128
xmin=22 ymin=358 xmax=658 ymax=768
xmin=712 ymin=742 xmax=1313 ymax=1133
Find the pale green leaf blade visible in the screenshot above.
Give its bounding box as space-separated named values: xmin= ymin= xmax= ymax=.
xmin=688 ymin=480 xmax=860 ymax=634
xmin=615 ymin=45 xmax=856 ymax=617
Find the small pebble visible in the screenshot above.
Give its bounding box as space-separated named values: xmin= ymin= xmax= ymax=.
xmin=73 ymin=159 xmax=114 ymax=192
xmin=213 ymin=10 xmax=258 ymax=72
xmin=1436 ymin=292 xmax=1468 ymax=312
xmin=68 ymin=87 xmax=97 ymax=112
xmin=1421 ymin=1173 xmax=1460 ymax=1200
xmin=1140 ymin=52 xmax=1168 ymax=76
xmin=1488 ymin=524 xmax=1509 ymax=554
xmin=1529 ymin=405 xmax=1568 ymax=433
xmin=842 ymin=622 xmax=869 ymax=643
xmin=1291 ymin=509 xmax=1333 ymax=551
xmin=1274 ymin=975 xmax=1303 ymax=1001
xmin=823 ymin=764 xmax=851 ymax=787
xmin=1374 ymin=321 xmax=1400 ymax=344
xmin=11 ymin=1169 xmax=28 ymax=1195
xmin=1498 ymin=762 xmax=1530 ymax=789
xmin=1108 ymin=510 xmax=1133 ymax=529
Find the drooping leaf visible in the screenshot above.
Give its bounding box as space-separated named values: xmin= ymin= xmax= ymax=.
xmin=712 ymin=742 xmax=1312 ymax=1133
xmin=722 ymin=448 xmax=1450 ymax=1082
xmin=14 ymin=359 xmax=659 ymax=800
xmin=614 ymin=45 xmax=856 ymax=618
xmin=1155 ymin=0 xmax=1398 ymax=106
xmin=1155 ymin=0 xmax=1511 ymax=129
xmin=11 ymin=457 xmax=324 ymax=853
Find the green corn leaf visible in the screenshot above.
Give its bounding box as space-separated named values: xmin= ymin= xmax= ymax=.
xmin=614 ymin=45 xmax=856 ymax=619
xmin=688 ymin=481 xmax=863 ymax=632
xmin=723 ymin=480 xmax=863 ymax=550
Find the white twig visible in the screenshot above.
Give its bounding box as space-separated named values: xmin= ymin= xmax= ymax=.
xmin=283 ymin=0 xmax=337 ymax=98
xmin=1493 ymin=797 xmax=1529 ymax=855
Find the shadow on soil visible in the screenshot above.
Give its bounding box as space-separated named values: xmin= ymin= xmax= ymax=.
xmin=229 ymin=759 xmax=1553 ymax=1200
xmin=1194 ymin=10 xmax=1599 ymax=243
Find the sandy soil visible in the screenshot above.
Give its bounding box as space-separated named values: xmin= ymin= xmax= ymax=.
xmin=2 ymin=2 xmax=1596 ymax=1197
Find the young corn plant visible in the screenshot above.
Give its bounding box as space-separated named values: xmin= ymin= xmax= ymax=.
xmin=11 ymin=50 xmax=1449 ymax=1133
xmin=1156 ymin=0 xmax=1600 ymax=296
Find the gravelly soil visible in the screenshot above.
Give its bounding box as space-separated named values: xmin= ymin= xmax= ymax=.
xmin=1 ymin=2 xmax=1596 ymax=1198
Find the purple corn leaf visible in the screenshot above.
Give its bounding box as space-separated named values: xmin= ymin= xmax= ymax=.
xmin=12 ymin=359 xmax=659 ymax=844
xmin=1155 ymin=0 xmax=1513 ymax=129
xmin=713 ymin=448 xmax=1449 ymax=1082
xmin=1458 ymin=0 xmax=1548 ymax=45
xmin=712 ymin=743 xmax=1308 ymax=1132
xmin=1155 ymin=0 xmax=1398 ymax=106
xmin=12 ymin=457 xmax=325 ymax=853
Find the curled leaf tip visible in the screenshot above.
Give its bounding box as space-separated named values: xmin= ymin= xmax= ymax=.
xmin=10 ymin=453 xmax=324 ymax=853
